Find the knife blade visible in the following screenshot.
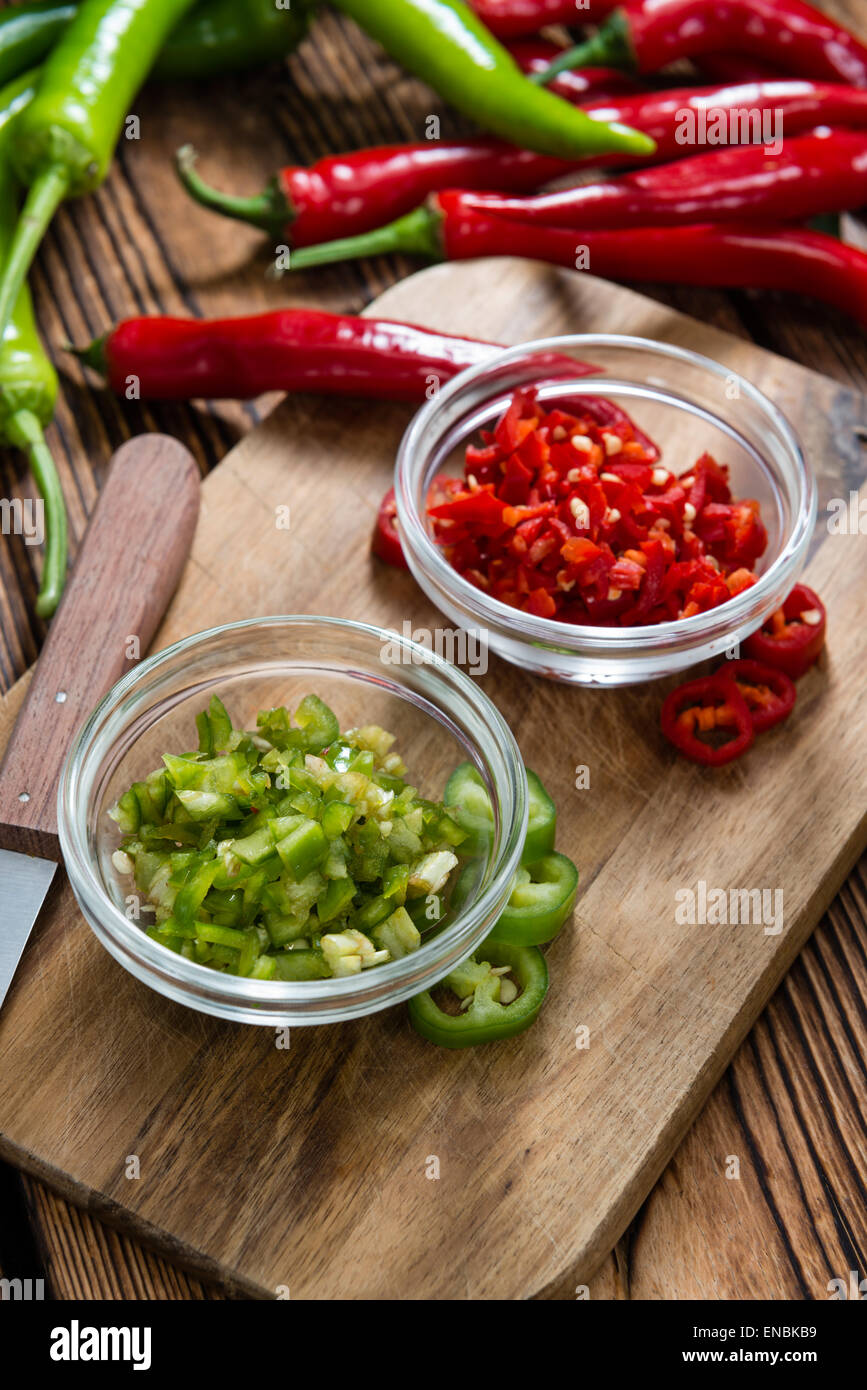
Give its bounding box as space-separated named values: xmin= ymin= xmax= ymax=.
xmin=0 ymin=434 xmax=200 ymax=1008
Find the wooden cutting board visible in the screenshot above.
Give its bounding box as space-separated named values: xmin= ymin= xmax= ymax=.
xmin=1 ymin=262 xmax=865 ymax=1300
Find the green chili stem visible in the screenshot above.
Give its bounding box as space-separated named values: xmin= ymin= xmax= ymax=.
xmin=528 ymin=14 xmax=635 ymax=87
xmin=175 ymin=144 xmax=290 ymax=236
xmin=0 ymin=164 xmax=68 ymax=341
xmin=6 ymin=407 xmax=67 ymax=619
xmin=289 ymin=205 xmax=442 ymax=271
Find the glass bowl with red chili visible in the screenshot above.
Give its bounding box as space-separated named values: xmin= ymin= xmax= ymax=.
xmin=395 ymin=336 xmax=816 ymax=685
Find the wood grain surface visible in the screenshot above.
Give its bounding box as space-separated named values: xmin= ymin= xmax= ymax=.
xmin=0 ymin=0 xmax=865 ymax=1302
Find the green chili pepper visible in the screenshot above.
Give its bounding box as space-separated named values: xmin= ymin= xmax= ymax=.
xmin=0 ymin=70 xmax=67 ymax=618
xmin=408 ymin=937 xmax=548 ymax=1048
xmin=489 ymin=852 xmax=578 ymax=947
xmin=0 ymin=0 xmax=312 ymax=90
xmin=330 ymin=0 xmax=654 ymax=162
xmin=444 ymin=762 xmax=556 ymax=865
xmin=0 ymin=0 xmax=201 ymax=342
xmin=0 ymin=2 xmax=75 ymax=90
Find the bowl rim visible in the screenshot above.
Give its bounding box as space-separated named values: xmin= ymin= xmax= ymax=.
xmin=58 ymin=614 xmax=528 ymax=1021
xmin=395 ymin=333 xmax=816 ymax=651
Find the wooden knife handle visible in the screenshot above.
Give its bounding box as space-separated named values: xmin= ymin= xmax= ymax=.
xmin=0 ymin=434 xmax=200 ymax=861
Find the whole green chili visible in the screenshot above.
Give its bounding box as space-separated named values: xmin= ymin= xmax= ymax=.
xmin=0 ymin=0 xmax=312 ymax=89
xmin=0 ymin=71 xmax=67 ymax=618
xmin=330 ymin=0 xmax=655 ymax=161
xmin=0 ymin=0 xmax=200 ymax=342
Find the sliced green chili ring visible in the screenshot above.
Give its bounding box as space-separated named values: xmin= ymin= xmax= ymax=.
xmin=444 ymin=761 xmax=555 ymax=865
xmin=407 ymin=937 xmax=548 ymax=1048
xmin=489 ymin=852 xmax=578 ymax=947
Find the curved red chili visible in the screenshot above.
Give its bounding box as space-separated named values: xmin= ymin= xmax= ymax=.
xmin=539 ymin=0 xmax=867 ymax=88
xmin=175 ymin=43 xmax=639 ymax=248
xmin=73 ymin=309 xmax=594 ymax=403
xmin=743 ymin=583 xmax=826 ymax=679
xmin=292 ymin=193 xmax=867 ymax=330
xmin=720 ymin=659 xmax=796 ymax=732
xmin=459 ymin=129 xmax=867 ymax=229
xmin=661 ymin=672 xmax=755 ymax=766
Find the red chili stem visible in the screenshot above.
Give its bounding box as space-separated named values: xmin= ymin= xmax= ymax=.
xmin=459 ymin=129 xmax=867 ymax=229
xmin=71 ymin=309 xmax=600 ymax=402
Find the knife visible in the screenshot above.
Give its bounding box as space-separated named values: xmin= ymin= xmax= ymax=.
xmin=0 ymin=434 xmax=200 ymax=1007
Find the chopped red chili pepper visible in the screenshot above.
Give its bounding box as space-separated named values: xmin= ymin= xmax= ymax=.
xmin=743 ymin=583 xmax=826 ymax=679
xmin=721 ymin=658 xmax=796 ymax=733
xmin=660 ymin=672 xmax=755 ymax=766
xmin=427 ymin=386 xmax=767 ymax=626
xmin=372 ymin=486 xmax=408 ymax=570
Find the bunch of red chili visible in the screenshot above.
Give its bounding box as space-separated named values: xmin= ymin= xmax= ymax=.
xmin=661 ymin=583 xmax=826 ymax=766
xmin=422 ymin=386 xmax=767 ymax=625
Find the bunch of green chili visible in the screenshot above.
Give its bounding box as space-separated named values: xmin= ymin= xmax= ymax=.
xmin=0 ymin=69 xmax=65 ymax=618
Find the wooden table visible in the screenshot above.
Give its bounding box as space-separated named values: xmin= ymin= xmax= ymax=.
xmin=0 ymin=1 xmax=865 ymax=1301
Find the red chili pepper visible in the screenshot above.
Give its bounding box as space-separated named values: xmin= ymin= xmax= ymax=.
xmin=537 ymin=0 xmax=867 ymax=89
xmin=291 ymin=193 xmax=867 ymax=329
xmin=178 ymin=75 xmax=867 ymax=247
xmin=720 ymin=658 xmax=796 ymax=733
xmin=373 ymin=487 xmax=408 ymax=569
xmin=459 ymin=129 xmax=867 ymax=229
xmin=661 ymin=671 xmax=755 ymax=766
xmin=743 ymin=583 xmax=826 ymax=679
xmin=470 ymin=0 xmax=617 ymax=38
xmin=174 ymin=43 xmax=640 ymax=248
xmin=72 ymin=308 xmax=599 ymax=403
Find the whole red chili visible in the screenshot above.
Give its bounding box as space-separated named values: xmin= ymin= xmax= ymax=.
xmin=177 ymin=78 xmax=867 ymax=247
xmin=373 ymin=488 xmax=408 ymax=569
xmin=743 ymin=583 xmax=826 ymax=678
xmin=535 ymin=0 xmax=867 ymax=89
xmin=460 ymin=129 xmax=867 ymax=229
xmin=174 ymin=43 xmax=640 ymax=248
xmin=470 ymin=0 xmax=616 ymax=38
xmin=72 ymin=309 xmax=596 ymax=403
xmin=720 ymin=658 xmax=796 ymax=732
xmin=289 ymin=194 xmax=867 ymax=330
xmin=661 ymin=672 xmax=755 ymax=766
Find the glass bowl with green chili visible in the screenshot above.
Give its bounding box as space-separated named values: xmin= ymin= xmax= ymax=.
xmin=58 ymin=616 xmax=527 ymax=1026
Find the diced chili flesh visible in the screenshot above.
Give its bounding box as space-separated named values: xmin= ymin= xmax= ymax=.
xmin=427 ymin=388 xmax=767 ymax=626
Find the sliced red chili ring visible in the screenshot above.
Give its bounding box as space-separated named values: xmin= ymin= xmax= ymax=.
xmin=372 ymin=486 xmax=408 ymax=569
xmin=742 ymin=583 xmax=826 ymax=680
xmin=660 ymin=671 xmax=754 ymax=767
xmin=720 ymin=659 xmax=796 ymax=733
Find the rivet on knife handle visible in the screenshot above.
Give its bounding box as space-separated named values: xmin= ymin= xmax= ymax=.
xmin=0 ymin=434 xmax=200 ymax=862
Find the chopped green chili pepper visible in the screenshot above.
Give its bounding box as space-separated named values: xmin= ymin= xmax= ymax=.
xmin=0 ymin=70 xmax=67 ymax=617
xmin=489 ymin=852 xmax=578 ymax=947
xmin=408 ymin=937 xmax=548 ymax=1048
xmin=110 ymin=693 xmax=467 ymax=980
xmin=330 ymin=0 xmax=654 ymax=162
xmin=444 ymin=761 xmax=556 ymax=865
xmin=0 ymin=0 xmax=201 ymax=341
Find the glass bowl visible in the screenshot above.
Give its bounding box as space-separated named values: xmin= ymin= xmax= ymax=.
xmin=58 ymin=616 xmax=528 ymax=1026
xmin=395 ymin=335 xmax=817 ymax=686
